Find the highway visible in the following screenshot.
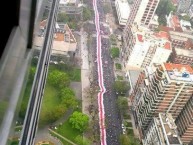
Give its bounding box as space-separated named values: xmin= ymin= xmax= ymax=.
xmin=19 ymin=0 xmax=60 ymax=144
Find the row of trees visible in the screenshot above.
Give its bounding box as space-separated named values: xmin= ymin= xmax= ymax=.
xmin=40 ymin=70 xmax=78 ymax=125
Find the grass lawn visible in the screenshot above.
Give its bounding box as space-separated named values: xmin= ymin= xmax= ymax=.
xmin=127 ymin=129 xmax=134 ymax=136
xmin=50 ymin=131 xmax=72 ymax=145
xmin=0 ymin=101 xmax=8 ymax=124
xmin=39 ymin=84 xmax=60 ymax=126
xmin=56 ymin=120 xmax=82 ymax=143
xmin=69 ymin=68 xmax=81 ymax=82
xmin=125 ymin=121 xmax=132 ymax=127
xmin=123 ymin=113 xmax=131 ymax=119
xmin=115 ymin=63 xmax=122 ymax=70
xmin=117 ymin=75 xmax=123 ymax=80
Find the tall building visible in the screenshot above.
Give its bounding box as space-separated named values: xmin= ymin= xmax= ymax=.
xmin=126 ymin=0 xmax=159 ymax=27
xmin=132 ymin=63 xmax=193 ymax=134
xmin=177 ymin=0 xmax=191 ymax=13
xmin=122 ymin=24 xmax=172 ymax=69
xmin=143 ymin=113 xmax=182 ymax=145
xmin=175 ymin=95 xmax=193 ymax=144
xmin=115 ymin=0 xmax=130 ymax=26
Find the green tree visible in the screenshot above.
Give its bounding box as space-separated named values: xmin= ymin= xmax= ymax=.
xmin=83 ymin=7 xmax=92 ymax=21
xmin=117 ymin=96 xmax=128 ymax=114
xmin=158 ymin=15 xmax=167 ymax=26
xmin=59 ymin=88 xmax=78 ymax=108
xmin=69 ymin=111 xmax=89 ymax=132
xmin=156 ymin=0 xmax=176 ymax=26
xmin=181 ymin=15 xmax=190 ymax=21
xmin=110 ymin=47 xmax=120 ymax=58
xmin=120 ymin=134 xmax=129 ymax=145
xmin=48 ymin=70 xmax=70 ymax=88
xmin=113 ymin=81 xmax=130 ymax=95
xmin=75 ymin=135 xmax=91 ymax=145
xmin=57 ymin=12 xmax=69 ymax=22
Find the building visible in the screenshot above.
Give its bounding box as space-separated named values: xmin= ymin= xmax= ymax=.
xmin=46 ymin=0 xmax=83 ymax=14
xmin=35 ymin=20 xmax=77 ymax=57
xmin=177 ymin=0 xmax=191 ymax=13
xmin=122 ymin=24 xmax=172 ymax=69
xmin=175 ymin=95 xmax=193 ymax=144
xmin=149 ymin=15 xmax=159 ymax=30
xmin=170 ymin=43 xmax=193 ymax=65
xmin=143 ymin=113 xmax=182 ymax=145
xmin=132 ymin=63 xmax=193 ymax=134
xmin=115 ymin=0 xmax=130 ymax=26
xmin=126 ymin=0 xmax=160 ymax=27
xmin=166 ymin=12 xmax=182 ymax=31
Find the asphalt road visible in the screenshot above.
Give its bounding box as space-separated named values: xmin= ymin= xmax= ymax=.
xmin=89 ymin=0 xmax=123 ymax=144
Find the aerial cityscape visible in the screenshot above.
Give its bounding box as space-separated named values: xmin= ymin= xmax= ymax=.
xmin=1 ymin=0 xmax=193 ymax=145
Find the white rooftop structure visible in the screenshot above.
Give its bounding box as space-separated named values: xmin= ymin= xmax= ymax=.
xmin=59 ymin=0 xmax=77 ymax=5
xmin=180 ymin=19 xmax=192 ymax=32
xmin=115 ymin=0 xmax=130 ymax=26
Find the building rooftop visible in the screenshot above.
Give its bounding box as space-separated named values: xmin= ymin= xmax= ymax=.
xmin=163 ymin=63 xmax=193 ymax=82
xmin=115 ymin=0 xmax=130 ymax=21
xmin=35 ymin=22 xmax=77 ymax=55
xmin=132 ymin=24 xmax=172 ymax=50
xmin=137 ymin=34 xmax=143 ymax=42
xmin=159 ymin=113 xmax=182 ymax=145
xmin=175 ymin=47 xmax=193 ymax=57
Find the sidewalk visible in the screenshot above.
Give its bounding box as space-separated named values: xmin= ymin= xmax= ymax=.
xmin=80 ymin=27 xmax=91 ymax=116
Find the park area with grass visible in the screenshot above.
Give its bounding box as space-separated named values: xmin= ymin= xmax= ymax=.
xmin=56 ymin=119 xmax=82 ymax=143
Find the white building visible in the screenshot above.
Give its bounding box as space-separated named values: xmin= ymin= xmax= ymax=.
xmin=143 ymin=113 xmax=182 ymax=145
xmin=115 ymin=0 xmax=130 ymax=26
xmin=126 ymin=0 xmax=160 ymax=27
xmin=123 ymin=24 xmax=172 ymax=69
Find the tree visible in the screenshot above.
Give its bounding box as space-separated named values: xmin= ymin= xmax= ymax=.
xmin=117 ymin=96 xmax=128 ymax=114
xmin=83 ymin=7 xmax=92 ymax=21
xmin=158 ymin=15 xmax=167 ymax=26
xmin=59 ymin=88 xmax=78 ymax=108
xmin=57 ymin=12 xmax=69 ymax=22
xmin=69 ymin=111 xmax=89 ymax=132
xmin=120 ymin=134 xmax=129 ymax=145
xmin=75 ymin=135 xmax=91 ymax=145
xmin=113 ymin=81 xmax=130 ymax=95
xmin=110 ymin=47 xmax=120 ymax=58
xmin=156 ymin=0 xmax=176 ymax=26
xmin=48 ymin=70 xmax=70 ymax=88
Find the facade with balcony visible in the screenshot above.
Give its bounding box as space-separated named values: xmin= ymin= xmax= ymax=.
xmin=126 ymin=0 xmax=159 ymax=27
xmin=143 ymin=113 xmax=182 ymax=145
xmin=175 ymin=95 xmax=193 ymax=144
xmin=132 ymin=63 xmax=193 ymax=135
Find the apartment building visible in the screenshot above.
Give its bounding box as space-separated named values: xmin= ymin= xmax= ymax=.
xmin=115 ymin=0 xmax=130 ymax=26
xmin=132 ymin=63 xmax=193 ymax=134
xmin=126 ymin=0 xmax=159 ymax=27
xmin=175 ymin=95 xmax=193 ymax=144
xmin=143 ymin=113 xmax=182 ymax=145
xmin=122 ymin=24 xmax=171 ymax=69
